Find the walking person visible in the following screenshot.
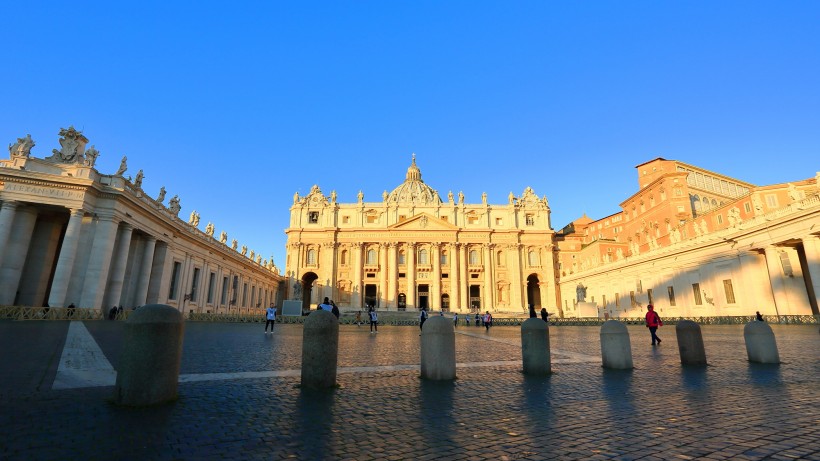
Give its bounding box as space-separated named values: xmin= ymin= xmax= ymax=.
xmin=453 ymin=313 xmax=459 ymax=328
xmin=540 ymin=307 xmax=549 ymax=323
xmin=474 ymin=313 xmax=481 ymax=327
xmin=483 ymin=311 xmax=493 ymax=331
xmin=529 ymin=304 xmax=537 ymax=318
xmin=369 ymin=308 xmax=378 ymax=333
xmin=465 ymin=314 xmax=471 ymax=326
xmin=265 ymin=304 xmax=277 ymax=333
xmin=645 ymin=304 xmax=663 ymax=345
xmin=330 ymin=300 xmax=340 ymax=319
xmin=419 ymin=307 xmax=429 ymax=333
xmin=755 ymin=311 xmax=765 ymax=321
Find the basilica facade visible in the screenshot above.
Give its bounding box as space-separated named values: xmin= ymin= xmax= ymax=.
xmin=284 ymin=157 xmax=557 ymax=313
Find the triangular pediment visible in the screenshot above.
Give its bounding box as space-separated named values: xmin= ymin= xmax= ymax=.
xmin=388 ymin=213 xmax=459 ymax=230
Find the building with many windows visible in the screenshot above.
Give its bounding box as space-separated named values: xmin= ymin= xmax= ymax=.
xmin=0 ymin=128 xmax=283 ymax=314
xmin=556 ymin=158 xmax=820 ymax=318
xmin=284 ymin=156 xmax=557 ymax=313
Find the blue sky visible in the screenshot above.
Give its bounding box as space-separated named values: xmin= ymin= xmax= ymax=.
xmin=3 ymin=1 xmax=819 ymax=268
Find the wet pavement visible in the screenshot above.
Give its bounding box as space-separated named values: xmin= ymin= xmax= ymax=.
xmin=1 ymin=319 xmax=818 ymax=460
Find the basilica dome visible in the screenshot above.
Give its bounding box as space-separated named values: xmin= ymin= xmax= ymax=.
xmin=386 ymin=156 xmax=442 ymax=205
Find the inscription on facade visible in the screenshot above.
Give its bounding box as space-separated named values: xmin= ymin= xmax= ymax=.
xmin=4 ymin=183 xmax=84 ymax=200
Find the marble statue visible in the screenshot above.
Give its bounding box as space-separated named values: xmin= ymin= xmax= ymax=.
xmin=231 ymin=239 xmax=238 ymax=250
xmin=84 ymin=145 xmax=99 ymax=167
xmin=448 ymin=191 xmax=454 ymax=203
xmin=249 ymin=250 xmax=255 ymax=260
xmin=134 ymin=169 xmax=144 ymax=189
xmin=616 ymin=248 xmax=624 ymax=260
xmin=169 ymin=195 xmax=181 ymax=216
xmin=9 ymin=134 xmax=35 ymax=157
xmin=728 ymin=207 xmax=741 ymax=227
xmin=576 ymin=284 xmax=586 ymax=302
xmin=482 ymin=192 xmax=487 ymax=205
xmin=115 ymin=156 xmax=128 ymax=176
xmin=752 ymin=195 xmax=764 ymax=216
xmin=189 ymin=210 xmax=200 ymax=227
xmin=788 ymin=183 xmax=803 ymax=202
xmin=219 ymin=231 xmax=228 ymax=244
xmin=458 ymin=191 xmax=464 ymax=204
xmin=205 ymin=222 xmax=215 ymax=237
xmin=292 ymin=281 xmax=302 ymax=300
xmin=508 ymin=191 xmax=515 ymax=205
xmin=699 ymin=220 xmax=709 ymax=235
xmin=293 ymin=191 xmax=299 ymax=204
xmin=330 ymin=190 xmax=337 ymax=203
xmin=241 ymin=245 xmax=248 ymax=256
xmin=256 ymin=255 xmax=262 ymax=264
xmin=357 ymin=190 xmax=364 ymax=203
xmin=382 ymin=190 xmax=388 ymax=201
xmin=157 ymin=186 xmax=166 ymax=203
xmin=48 ymin=126 xmax=88 ymax=163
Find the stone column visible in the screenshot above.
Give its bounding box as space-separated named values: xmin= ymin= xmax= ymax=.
xmin=0 ymin=206 xmax=38 ymax=305
xmin=407 ymin=243 xmax=416 ymax=310
xmin=510 ymin=244 xmax=524 ymax=310
xmin=483 ymin=244 xmax=494 ymax=310
xmin=352 ymin=243 xmax=363 ymax=308
xmin=133 ymin=236 xmax=157 ymax=307
xmin=459 ymin=244 xmax=468 ymax=310
xmin=0 ymin=201 xmax=20 ymax=270
xmin=763 ymin=245 xmax=787 ymax=316
xmin=800 ymin=236 xmax=820 ymax=312
xmin=379 ymin=242 xmax=388 ymax=308
xmin=79 ymin=215 xmax=121 ymax=310
xmin=103 ymin=223 xmax=134 ymax=309
xmin=48 ymin=208 xmax=85 ymax=308
xmin=431 ymin=243 xmax=441 ymax=310
xmin=449 ymin=243 xmax=459 ymax=309
xmin=387 ymin=242 xmax=398 ymax=309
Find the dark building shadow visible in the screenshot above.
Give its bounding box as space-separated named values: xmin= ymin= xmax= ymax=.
xmin=295 ymin=388 xmax=337 ymax=458
xmin=419 ymin=380 xmax=456 ymax=450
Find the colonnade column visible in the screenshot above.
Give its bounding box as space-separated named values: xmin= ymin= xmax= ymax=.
xmin=103 ymin=223 xmax=134 ymax=310
xmin=0 ymin=206 xmax=38 ymax=305
xmin=431 ymin=243 xmax=441 ymax=310
xmin=407 ymin=243 xmax=416 ymax=310
xmin=762 ymin=245 xmax=786 ymax=316
xmin=449 ymin=243 xmax=459 ymax=309
xmin=800 ymin=236 xmax=820 ymax=313
xmin=48 ymin=208 xmax=86 ymax=308
xmin=387 ymin=243 xmax=397 ymax=309
xmin=0 ymin=201 xmax=20 ymax=270
xmin=352 ymin=243 xmax=363 ymax=308
xmin=459 ymin=244 xmax=468 ymax=310
xmin=79 ymin=215 xmax=121 ymax=310
xmin=379 ymin=242 xmax=388 ymax=308
xmin=133 ymin=236 xmax=157 ymax=307
xmin=510 ymin=243 xmax=524 ymax=310
xmin=483 ymin=244 xmax=495 ymax=310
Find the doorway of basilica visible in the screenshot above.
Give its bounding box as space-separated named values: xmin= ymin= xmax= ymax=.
xmin=417 ymin=284 xmax=429 ymax=310
xmin=469 ymin=285 xmax=481 ymax=312
xmin=364 ymin=284 xmax=378 ymax=308
xmin=526 ymin=274 xmax=542 ymax=309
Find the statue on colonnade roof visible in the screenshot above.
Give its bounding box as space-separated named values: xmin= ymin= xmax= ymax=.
xmin=9 ymin=134 xmax=35 ymax=158
xmin=46 ymin=126 xmax=89 ymax=163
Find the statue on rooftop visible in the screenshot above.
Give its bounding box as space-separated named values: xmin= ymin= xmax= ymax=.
xmin=83 ymin=145 xmax=99 ymax=167
xmin=157 ymin=186 xmax=166 ymax=203
xmin=231 ymin=239 xmax=238 ymax=250
xmin=48 ymin=126 xmax=88 ymax=163
xmin=168 ymin=195 xmax=181 ymax=216
xmin=205 ymin=222 xmax=215 ymax=237
xmin=115 ymin=156 xmax=128 ymax=176
xmin=219 ymin=231 xmax=228 ymax=244
xmin=189 ymin=210 xmax=200 ymax=227
xmin=134 ymin=169 xmax=144 ymax=189
xmin=9 ymin=134 xmax=35 ymax=158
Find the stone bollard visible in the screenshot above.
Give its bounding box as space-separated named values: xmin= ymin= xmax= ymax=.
xmin=420 ymin=315 xmax=456 ymax=380
xmin=301 ymin=310 xmax=339 ymax=389
xmin=600 ymin=320 xmax=633 ymax=370
xmin=521 ymin=318 xmax=551 ymax=375
xmin=114 ymin=304 xmax=184 ymax=406
xmin=744 ymin=321 xmax=780 ymax=364
xmin=675 ymin=320 xmax=707 ymax=366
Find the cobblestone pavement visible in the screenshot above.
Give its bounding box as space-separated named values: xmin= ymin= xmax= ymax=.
xmin=1 ymin=320 xmax=818 ymax=460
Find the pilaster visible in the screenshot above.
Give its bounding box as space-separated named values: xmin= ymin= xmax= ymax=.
xmin=48 ymin=208 xmax=86 ymax=307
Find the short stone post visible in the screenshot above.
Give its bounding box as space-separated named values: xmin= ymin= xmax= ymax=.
xmin=744 ymin=321 xmax=780 ymax=364
xmin=675 ymin=320 xmax=707 ymax=366
xmin=420 ymin=315 xmax=456 ymax=380
xmin=521 ymin=318 xmax=551 ymax=375
xmin=600 ymin=320 xmax=633 ymax=370
xmin=114 ymin=304 xmax=184 ymax=406
xmin=301 ymin=310 xmax=339 ymax=389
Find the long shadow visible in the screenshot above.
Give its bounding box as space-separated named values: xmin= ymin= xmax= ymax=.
xmin=520 ymin=375 xmax=557 ymax=457
xmin=294 ymin=388 xmax=337 ymax=458
xmin=602 ymin=369 xmax=636 ymax=416
xmin=419 ymin=379 xmax=456 ymax=449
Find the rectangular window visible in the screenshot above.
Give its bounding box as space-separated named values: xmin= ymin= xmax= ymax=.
xmin=207 ymin=272 xmax=216 ymax=303
xmin=647 ymin=288 xmax=654 ymax=305
xmin=398 ymin=272 xmax=406 ymax=278
xmin=441 ymin=273 xmax=448 ymax=278
xmin=525 ymin=214 xmax=535 ymax=226
xmin=744 ymin=202 xmax=751 ymax=213
xmin=221 ymin=276 xmax=228 ymax=304
xmin=467 ymin=216 xmax=478 ymax=224
xmin=242 ymin=283 xmax=248 ymax=307
xmin=441 ymin=216 xmax=448 ymax=222
xmin=342 ymin=216 xmax=350 ymax=224
xmin=765 ymin=194 xmax=778 ymax=208
xmin=723 ymin=279 xmax=736 ymax=304
xmin=636 ymin=280 xmax=642 ymax=293
xmin=231 ymin=276 xmax=239 ymax=305
xmin=366 ymin=273 xmax=375 ymax=278
xmin=190 ymin=268 xmax=200 ymax=301
xmin=630 ymin=291 xmax=636 ymax=308
xmin=168 ymin=262 xmax=182 ymax=300
xmin=308 ymin=211 xmax=319 ymax=223
xmin=615 ymin=293 xmax=620 ymax=308
xmin=667 ymin=286 xmax=676 ymax=306
xmin=779 ymin=251 xmax=793 ymax=276
xmin=495 ymin=218 xmax=503 ymax=225
xmin=692 ymin=283 xmax=703 ymax=305
xmin=717 ymin=215 xmax=723 ymax=225
xmin=251 ymin=286 xmax=256 ymax=308
xmin=367 ymin=215 xmax=376 ymax=223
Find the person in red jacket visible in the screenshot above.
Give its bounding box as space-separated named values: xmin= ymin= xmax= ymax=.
xmin=645 ymin=304 xmax=663 ymax=345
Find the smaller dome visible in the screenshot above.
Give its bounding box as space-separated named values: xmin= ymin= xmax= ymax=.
xmin=386 ymin=155 xmax=442 ymax=205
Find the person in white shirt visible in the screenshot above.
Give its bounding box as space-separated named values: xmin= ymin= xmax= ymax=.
xmin=368 ymin=308 xmax=378 ymax=333
xmin=318 ymin=297 xmax=333 ymax=312
xmin=265 ymin=304 xmax=277 ymax=333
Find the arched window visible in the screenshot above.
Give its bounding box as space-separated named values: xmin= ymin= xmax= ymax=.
xmin=701 ymin=196 xmax=710 ymax=211
xmin=497 ymin=250 xmax=505 ymax=266
xmin=340 ymin=250 xmax=347 ymax=266
xmin=440 ymin=250 xmax=448 ymax=265
xmin=418 ymin=249 xmax=428 ymax=265
xmin=307 ymin=249 xmax=316 ymax=265
xmin=660 ymin=189 xmax=667 ymax=201
xmin=398 ymin=251 xmax=406 ymax=265
xmin=528 ymin=250 xmax=540 ymax=266
xmin=469 ymin=249 xmax=479 ymax=265
xmin=711 ymin=199 xmax=718 ymax=208
xmin=366 ymin=249 xmax=377 ymax=265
